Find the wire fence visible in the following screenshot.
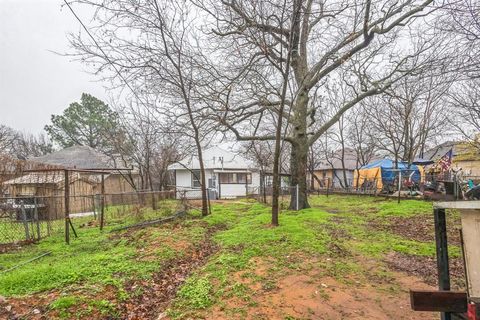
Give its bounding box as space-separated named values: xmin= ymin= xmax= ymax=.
xmin=0 ymin=196 xmax=64 ymax=247
xmin=247 ymin=185 xmax=300 ymax=210
xmin=0 ymin=188 xmax=207 ymax=249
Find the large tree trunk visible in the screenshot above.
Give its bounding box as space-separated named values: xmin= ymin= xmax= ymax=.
xmin=289 ymin=140 xmax=310 ymax=209
xmin=196 ymin=143 xmax=209 ymax=216
xmin=289 ymin=92 xmax=310 ymax=210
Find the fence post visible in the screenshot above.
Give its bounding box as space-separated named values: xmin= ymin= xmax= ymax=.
xmin=64 ymin=169 xmax=70 ymax=244
xmin=151 ymin=191 xmax=157 ymax=210
xmin=91 ymin=195 xmax=96 ymax=220
xmin=20 ymin=201 xmax=30 ymax=241
xmin=34 ymin=197 xmax=40 ymax=240
xmin=326 ymin=178 xmax=330 ymax=197
xmin=100 ymin=174 xmax=105 ymax=231
xmin=398 ymin=171 xmax=402 ymax=204
xmin=434 ymin=208 xmax=451 ymax=320
xmin=296 ymin=184 xmax=299 ymax=211
xmin=207 ymin=188 xmax=212 ymax=215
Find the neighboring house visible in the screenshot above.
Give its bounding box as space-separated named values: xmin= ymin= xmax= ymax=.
xmin=168 ymin=146 xmax=261 ymax=199
xmin=424 ymin=141 xmax=480 ymax=176
xmin=30 ymin=145 xmax=138 ymax=194
xmin=310 ymin=148 xmax=358 ymax=189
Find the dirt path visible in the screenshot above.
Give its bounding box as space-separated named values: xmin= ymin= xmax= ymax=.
xmin=204 ymin=258 xmax=436 ymax=320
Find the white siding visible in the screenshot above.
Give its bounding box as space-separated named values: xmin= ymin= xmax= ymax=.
xmin=175 ymin=170 xmax=192 ymax=188
xmin=251 ymin=171 xmax=261 ymax=189
xmin=175 ymin=169 xmax=261 ymax=199
xmin=220 ymin=184 xmax=248 ymax=198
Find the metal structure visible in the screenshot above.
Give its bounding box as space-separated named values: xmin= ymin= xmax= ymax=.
xmin=410 ymin=201 xmax=480 ymax=320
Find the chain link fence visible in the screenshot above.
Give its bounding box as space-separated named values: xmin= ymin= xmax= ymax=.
xmin=0 ymin=196 xmax=64 ymax=248
xmin=0 ymin=188 xmax=207 ymax=248
xmin=247 ymin=185 xmax=300 ymax=210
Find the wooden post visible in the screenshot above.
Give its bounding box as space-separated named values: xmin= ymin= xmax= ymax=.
xmin=64 ymin=170 xmax=70 ymax=244
xmin=100 ymin=174 xmax=105 ymax=230
xmin=434 ymin=208 xmax=451 ymax=320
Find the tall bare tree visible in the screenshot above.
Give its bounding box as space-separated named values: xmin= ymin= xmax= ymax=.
xmin=199 ymin=0 xmax=441 ymax=209
xmin=66 ymin=0 xmax=213 ymax=215
xmin=365 ymin=75 xmax=451 ymax=165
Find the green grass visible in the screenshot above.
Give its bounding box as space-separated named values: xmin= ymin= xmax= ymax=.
xmin=0 ymin=201 xmax=195 ymax=297
xmin=168 ymin=195 xmax=462 ymax=318
xmin=0 ymin=195 xmax=460 ymax=319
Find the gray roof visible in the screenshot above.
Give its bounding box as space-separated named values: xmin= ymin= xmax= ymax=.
xmin=4 ymin=172 xmax=97 ymax=186
xmin=315 ymin=148 xmax=359 ymax=171
xmin=30 ymin=145 xmax=118 ymax=170
xmin=423 ymin=141 xmax=459 ymax=161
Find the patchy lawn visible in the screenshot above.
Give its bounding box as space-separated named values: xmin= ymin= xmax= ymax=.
xmin=0 ymin=196 xmax=462 ymax=319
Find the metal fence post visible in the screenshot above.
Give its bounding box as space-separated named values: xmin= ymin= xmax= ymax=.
xmin=100 ymin=174 xmax=105 ymax=230
xmin=34 ymin=197 xmax=40 ymax=240
xmin=296 ymin=184 xmax=299 ymax=211
xmin=434 ymin=208 xmax=451 ymax=320
xmin=326 ymin=178 xmax=330 ymax=197
xmin=64 ymin=169 xmax=70 ymax=244
xmin=20 ymin=201 xmax=30 ymax=241
xmin=398 ymin=171 xmax=402 ymax=204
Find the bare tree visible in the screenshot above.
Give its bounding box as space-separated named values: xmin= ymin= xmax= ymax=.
xmin=346 ymin=107 xmax=377 ymax=168
xmin=66 ymin=0 xmax=213 ymax=215
xmin=450 ymin=80 xmax=480 ymax=149
xmin=199 ymin=0 xmax=442 ymax=209
xmin=0 ymin=125 xmax=17 ymax=154
xmin=365 ymin=75 xmax=451 ymax=165
xmin=0 ymin=124 xmax=53 ymax=158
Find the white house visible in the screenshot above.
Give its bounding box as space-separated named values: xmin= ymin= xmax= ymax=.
xmin=168 ymin=146 xmax=261 ymax=199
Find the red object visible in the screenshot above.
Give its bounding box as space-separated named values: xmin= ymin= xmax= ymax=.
xmin=468 ymin=302 xmax=478 ymax=320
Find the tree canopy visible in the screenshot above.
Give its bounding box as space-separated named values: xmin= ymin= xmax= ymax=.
xmin=45 ymin=93 xmax=120 ymax=152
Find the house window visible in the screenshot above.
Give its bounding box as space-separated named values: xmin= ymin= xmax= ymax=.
xmin=191 ymin=170 xmax=201 ymax=188
xmin=219 ymin=172 xmax=252 ymax=184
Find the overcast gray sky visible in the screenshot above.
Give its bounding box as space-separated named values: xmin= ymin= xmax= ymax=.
xmin=0 ymin=0 xmax=108 ymax=135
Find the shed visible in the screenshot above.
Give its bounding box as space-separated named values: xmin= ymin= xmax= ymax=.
xmin=3 ymin=172 xmax=97 ymax=218
xmin=30 ymin=145 xmax=138 ymax=194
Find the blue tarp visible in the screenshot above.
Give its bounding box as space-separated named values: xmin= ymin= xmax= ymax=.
xmin=360 ymin=159 xmax=422 ymax=185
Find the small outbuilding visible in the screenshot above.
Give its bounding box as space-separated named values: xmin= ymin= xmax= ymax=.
xmin=30 ymin=145 xmax=138 ymax=194
xmin=3 ymin=172 xmax=97 ymax=218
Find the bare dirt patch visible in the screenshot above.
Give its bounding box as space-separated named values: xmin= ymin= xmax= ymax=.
xmin=120 ymin=227 xmax=220 ymax=319
xmin=385 ymin=252 xmax=465 ymax=290
xmin=369 ymin=213 xmax=461 ymax=245
xmin=205 ymin=257 xmax=437 ymax=320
